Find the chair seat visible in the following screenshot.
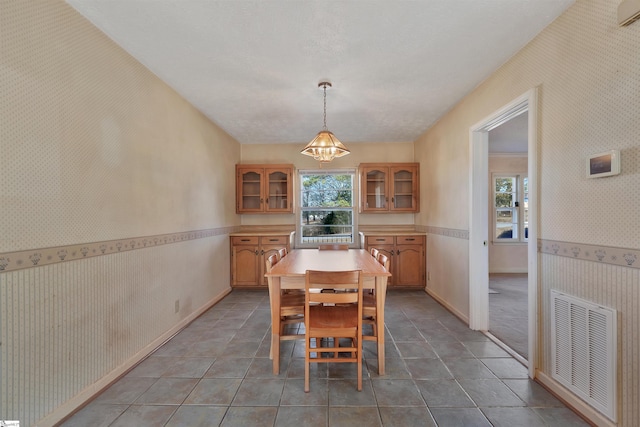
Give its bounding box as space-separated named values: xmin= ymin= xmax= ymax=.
xmin=363 ymin=293 xmax=376 ymax=317
xmin=281 ymin=293 xmax=305 ymax=315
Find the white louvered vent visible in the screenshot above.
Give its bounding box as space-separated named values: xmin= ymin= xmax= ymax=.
xmin=551 ymin=290 xmax=617 ymax=422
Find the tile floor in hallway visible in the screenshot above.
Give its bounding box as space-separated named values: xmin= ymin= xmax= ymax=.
xmin=61 ymin=290 xmax=590 ymax=427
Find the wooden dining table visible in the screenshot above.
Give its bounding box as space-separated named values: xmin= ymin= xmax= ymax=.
xmin=264 ymin=249 xmax=391 ymax=375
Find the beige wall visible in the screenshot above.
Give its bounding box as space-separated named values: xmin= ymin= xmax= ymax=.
xmin=240 ymin=142 xmax=417 ymax=228
xmin=3 ymin=0 xmax=639 ymax=425
xmin=415 ymin=0 xmax=640 ymax=425
xmin=0 ymin=2 xmax=240 ymax=425
xmin=489 ymin=155 xmax=528 ymax=273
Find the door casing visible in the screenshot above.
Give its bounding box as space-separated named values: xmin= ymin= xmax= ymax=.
xmin=468 ymin=88 xmax=538 ymax=379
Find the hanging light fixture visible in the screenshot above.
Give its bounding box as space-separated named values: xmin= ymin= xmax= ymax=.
xmin=301 ymin=82 xmax=350 ymax=162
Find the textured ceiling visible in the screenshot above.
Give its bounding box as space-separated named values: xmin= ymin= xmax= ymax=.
xmin=66 ymin=0 xmax=573 ymax=145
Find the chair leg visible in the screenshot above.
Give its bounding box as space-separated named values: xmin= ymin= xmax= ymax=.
xmin=357 ymin=338 xmax=362 ymax=391
xmin=304 ymin=337 xmax=310 ymax=393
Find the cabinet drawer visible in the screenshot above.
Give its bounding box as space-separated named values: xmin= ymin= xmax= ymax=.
xmin=396 ymin=235 xmax=423 ymax=245
xmin=232 ymin=236 xmax=259 ymax=245
xmin=366 ymin=236 xmax=394 ymax=245
xmin=261 ymin=236 xmax=288 ymax=245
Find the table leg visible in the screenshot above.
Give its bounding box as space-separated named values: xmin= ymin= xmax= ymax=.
xmin=376 ymin=276 xmax=387 ymax=375
xmin=269 ymin=276 xmax=282 ymax=374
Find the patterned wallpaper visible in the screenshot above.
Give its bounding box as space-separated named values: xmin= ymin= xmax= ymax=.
xmin=495 ymin=0 xmax=639 ymax=249
xmin=413 ymin=1 xmax=639 ymax=424
xmin=0 ymin=2 xmax=240 ymax=425
xmin=0 ymin=1 xmax=240 ymax=253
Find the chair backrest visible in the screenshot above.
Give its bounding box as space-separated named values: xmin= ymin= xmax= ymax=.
xmin=305 ymin=270 xmax=363 ymax=307
xmin=265 ymin=253 xmax=279 ymax=273
xmin=318 ymin=244 xmax=349 ymax=250
xmin=377 ymin=253 xmax=390 ymax=270
xmin=370 ymin=247 xmax=379 ymax=259
xmin=278 ymin=247 xmax=287 ymax=259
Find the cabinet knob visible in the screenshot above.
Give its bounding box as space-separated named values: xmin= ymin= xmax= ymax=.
xmin=254 ymin=250 xmax=259 ymax=255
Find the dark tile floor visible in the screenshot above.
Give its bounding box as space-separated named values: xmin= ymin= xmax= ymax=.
xmin=489 ymin=274 xmax=528 ymax=359
xmin=61 ymin=290 xmax=589 ymax=426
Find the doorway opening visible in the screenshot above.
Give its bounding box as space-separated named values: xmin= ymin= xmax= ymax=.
xmin=468 ymin=89 xmax=538 ymax=378
xmin=488 ymin=113 xmax=529 ymax=362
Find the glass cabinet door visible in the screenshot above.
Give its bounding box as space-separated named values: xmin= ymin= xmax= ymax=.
xmin=390 ymin=166 xmax=417 ymax=211
xmin=363 ymin=167 xmax=388 ymax=211
xmin=238 ymin=168 xmax=264 ymax=212
xmin=237 ymin=165 xmax=293 ymax=214
xmin=265 ymin=168 xmax=291 ymax=212
xmin=359 ymin=163 xmax=419 ymax=213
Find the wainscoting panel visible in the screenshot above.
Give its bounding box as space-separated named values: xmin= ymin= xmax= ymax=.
xmin=0 ymin=234 xmax=230 ymax=426
xmin=540 ymin=253 xmax=639 ymax=426
xmin=425 ymin=232 xmax=470 ymax=322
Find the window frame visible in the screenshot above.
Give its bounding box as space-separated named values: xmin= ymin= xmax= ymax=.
xmin=296 ymin=168 xmax=357 ymax=248
xmin=492 ymin=173 xmax=528 ymax=244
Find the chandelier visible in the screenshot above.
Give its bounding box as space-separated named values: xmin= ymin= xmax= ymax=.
xmin=301 ymin=82 xmax=350 ymax=162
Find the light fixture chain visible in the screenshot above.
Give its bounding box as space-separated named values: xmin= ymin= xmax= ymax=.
xmin=322 ymin=84 xmax=327 ymax=130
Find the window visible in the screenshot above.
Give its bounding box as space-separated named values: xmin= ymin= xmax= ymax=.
xmin=298 ymin=170 xmax=355 ymax=247
xmin=493 ymin=174 xmax=528 ymax=242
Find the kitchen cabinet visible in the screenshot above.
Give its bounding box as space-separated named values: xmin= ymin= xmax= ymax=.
xmin=364 ymin=234 xmax=425 ymax=288
xmin=359 ymin=163 xmax=419 ymax=213
xmin=236 ymin=164 xmax=293 ymax=213
xmin=231 ymin=234 xmax=291 ymax=287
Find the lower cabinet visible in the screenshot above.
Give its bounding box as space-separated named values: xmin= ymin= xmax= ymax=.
xmin=365 ymin=235 xmax=426 ymax=288
xmin=231 ymin=235 xmax=290 ymax=287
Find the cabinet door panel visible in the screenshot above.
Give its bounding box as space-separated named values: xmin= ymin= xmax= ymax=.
xmin=390 ymin=166 xmax=418 ymax=212
xmin=265 ymin=168 xmax=292 ymax=213
xmin=395 ymin=245 xmax=424 ymax=287
xmin=232 ymin=245 xmax=260 ymax=286
xmin=362 ymin=167 xmax=389 ymax=212
xmin=237 ymin=168 xmax=264 ymax=213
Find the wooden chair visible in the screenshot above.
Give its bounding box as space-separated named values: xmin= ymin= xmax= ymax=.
xmin=265 ymin=254 xmax=305 ymax=360
xmin=278 ymin=247 xmax=288 ymax=259
xmin=377 ymin=253 xmax=390 ymax=270
xmin=304 ymin=269 xmax=364 ymax=392
xmin=318 ymin=243 xmax=349 ymax=250
xmin=363 ymin=253 xmax=389 ymax=344
xmin=369 ymin=247 xmax=379 ymax=259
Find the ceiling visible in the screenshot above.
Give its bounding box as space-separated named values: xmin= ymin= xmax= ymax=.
xmin=66 ymin=0 xmax=573 ymax=145
xmin=489 ymin=112 xmax=529 ymax=154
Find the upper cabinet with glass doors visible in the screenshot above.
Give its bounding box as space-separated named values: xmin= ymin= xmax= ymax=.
xmin=236 ymin=164 xmax=294 ymax=213
xmin=359 ymin=163 xmax=419 ymax=213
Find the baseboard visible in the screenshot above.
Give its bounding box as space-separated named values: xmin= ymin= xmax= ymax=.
xmin=489 ymin=268 xmax=528 ymax=274
xmin=42 ymin=287 xmax=233 ymax=427
xmin=536 ymin=371 xmax=615 ymax=427
xmin=425 ymin=287 xmax=470 ymax=324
